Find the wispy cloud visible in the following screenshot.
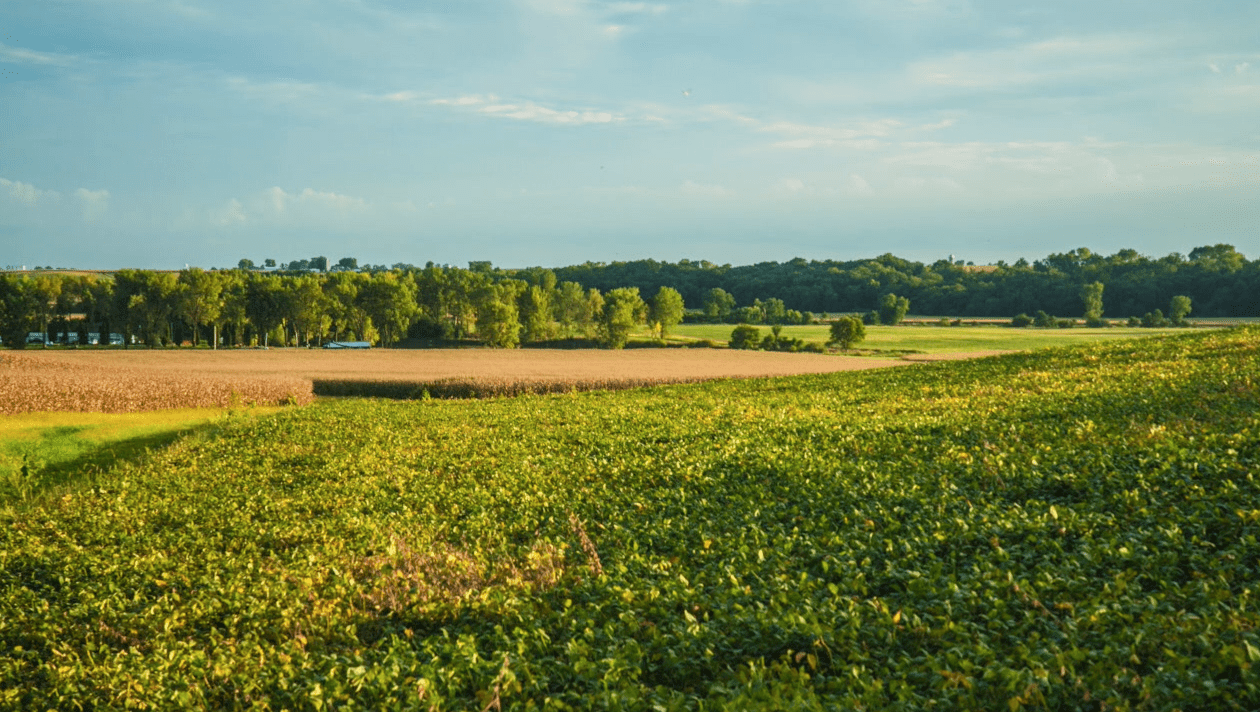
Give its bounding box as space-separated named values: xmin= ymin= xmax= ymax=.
xmin=908 ymin=33 xmax=1159 ymax=90
xmin=605 ymin=2 xmax=668 ymax=14
xmin=761 ymin=118 xmax=902 ymax=149
xmin=0 ymin=43 xmax=74 ymax=66
xmin=430 ymin=94 xmax=624 ymax=125
xmin=680 ymin=180 xmax=732 ymax=197
xmin=215 ymin=198 xmax=247 ymax=226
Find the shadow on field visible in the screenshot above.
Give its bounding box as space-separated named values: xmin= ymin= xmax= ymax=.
xmin=0 ymin=422 xmax=220 ymax=505
xmin=312 ymin=376 xmax=712 ymax=400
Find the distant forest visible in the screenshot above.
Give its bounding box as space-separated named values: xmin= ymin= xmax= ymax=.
xmin=0 ymin=244 xmax=1254 ymax=349
xmin=553 ymin=244 xmax=1256 ymax=319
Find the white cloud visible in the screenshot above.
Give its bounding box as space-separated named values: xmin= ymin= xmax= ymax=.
xmin=680 ymin=180 xmax=732 ymax=197
xmin=908 ymin=33 xmax=1159 ymax=90
xmin=1209 ymin=63 xmax=1221 ymax=73
xmin=780 ymin=178 xmax=805 ymax=192
xmin=296 ymin=188 xmax=367 ymax=211
xmin=0 ymin=43 xmax=74 ymax=66
xmin=262 ymin=187 xmax=368 ymax=215
xmin=523 ymin=0 xmax=587 ymax=16
xmin=1237 ymin=62 xmax=1251 ymax=75
xmin=75 ymin=188 xmax=110 ymax=221
xmin=216 ymin=199 xmax=247 ymax=226
xmin=431 ymin=94 xmax=623 ymax=125
xmin=848 ymin=174 xmax=874 ymax=195
xmin=606 ymin=2 xmax=668 ymax=13
xmin=603 ymin=24 xmax=626 ymax=37
xmin=1 ymin=177 xmax=60 ymax=206
xmin=225 ymin=77 xmax=321 ymax=104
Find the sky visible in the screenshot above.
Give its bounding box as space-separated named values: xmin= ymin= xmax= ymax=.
xmin=1 ymin=0 xmax=1258 ymax=270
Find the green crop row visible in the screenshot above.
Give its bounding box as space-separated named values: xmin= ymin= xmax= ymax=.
xmin=2 ymin=328 xmax=1258 ymax=710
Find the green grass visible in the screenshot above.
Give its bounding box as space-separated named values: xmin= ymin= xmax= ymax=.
xmin=2 ymin=328 xmax=1258 ymax=709
xmin=660 ymin=322 xmax=1192 ymax=353
xmin=0 ymin=406 xmax=283 ymax=504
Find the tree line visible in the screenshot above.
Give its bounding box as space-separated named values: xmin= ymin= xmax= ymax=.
xmin=555 ymin=244 xmax=1257 ymax=318
xmin=0 ymin=264 xmax=685 ymax=350
xmin=0 ymin=244 xmax=1252 ymax=350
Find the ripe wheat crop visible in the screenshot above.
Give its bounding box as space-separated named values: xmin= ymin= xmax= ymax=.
xmin=0 ymin=353 xmax=313 ymax=413
xmin=1 ymin=348 xmax=906 ymax=411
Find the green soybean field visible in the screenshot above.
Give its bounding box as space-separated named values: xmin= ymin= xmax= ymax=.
xmin=2 ymin=328 xmax=1259 ymax=710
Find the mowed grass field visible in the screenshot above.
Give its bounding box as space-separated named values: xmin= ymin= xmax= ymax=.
xmin=663 ymin=323 xmax=1191 ymax=353
xmin=2 ymin=327 xmax=1258 ymax=709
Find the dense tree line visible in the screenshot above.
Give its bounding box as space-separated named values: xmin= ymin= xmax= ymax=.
xmin=1 ymin=244 xmax=1253 ymax=350
xmin=555 ymin=244 xmax=1258 ymax=318
xmin=0 ymin=264 xmax=685 ymax=351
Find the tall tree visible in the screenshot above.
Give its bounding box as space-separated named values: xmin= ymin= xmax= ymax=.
xmin=554 ymin=281 xmax=588 ymax=338
xmin=1169 ymin=295 xmax=1192 ymax=326
xmin=703 ymin=287 xmax=736 ymax=323
xmin=177 ymin=268 xmax=223 ymax=347
xmin=649 ymin=286 xmax=685 ymax=339
xmin=357 ymin=272 xmax=416 ymax=347
xmin=877 ymin=293 xmax=910 ymax=325
xmin=475 ymin=280 xmax=524 ymax=348
xmin=599 ymin=287 xmax=647 ymax=349
xmin=1079 ymin=281 xmax=1105 ymax=326
xmin=0 ymin=275 xmax=39 ymax=349
xmin=246 ymin=274 xmax=287 ymax=346
xmin=519 ymin=284 xmax=555 ymax=343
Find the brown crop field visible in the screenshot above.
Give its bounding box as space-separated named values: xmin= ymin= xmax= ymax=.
xmin=1 ymin=348 xmax=913 ymax=413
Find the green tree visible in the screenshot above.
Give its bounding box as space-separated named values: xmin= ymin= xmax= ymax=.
xmin=518 ymin=284 xmax=555 ymax=343
xmin=554 ymin=281 xmax=588 ymax=338
xmin=357 ymin=272 xmax=416 ymax=347
xmin=1169 ymin=295 xmax=1192 ymax=326
xmin=286 ymin=275 xmax=330 ymax=346
xmin=114 ymin=270 xmax=177 ymax=347
xmin=583 ymin=288 xmax=605 ymax=340
xmin=476 ymin=281 xmax=524 ymax=348
xmin=177 ymin=268 xmax=223 ymax=347
xmin=0 ymin=275 xmax=39 ymax=349
xmin=217 ymin=272 xmax=250 ymax=347
xmin=246 ymin=275 xmax=288 ymax=346
xmin=649 ymin=286 xmax=685 ymax=339
xmin=237 ymin=258 xmax=255 ymax=270
xmin=336 ymin=257 xmax=359 ymax=272
xmin=728 ymin=325 xmax=761 ymax=350
xmin=703 ymin=288 xmax=736 ymax=323
xmin=760 ymin=297 xmax=787 ymax=325
xmin=1141 ymin=309 xmax=1168 ymax=328
xmin=599 ymin=287 xmax=647 ymax=349
xmin=1080 ymin=281 xmax=1105 ymax=326
xmin=828 ymin=316 xmax=866 ymax=349
xmin=877 ymin=293 xmax=910 ymax=325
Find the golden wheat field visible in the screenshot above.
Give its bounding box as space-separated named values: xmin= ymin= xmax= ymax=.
xmin=0 ymin=348 xmax=913 ymax=413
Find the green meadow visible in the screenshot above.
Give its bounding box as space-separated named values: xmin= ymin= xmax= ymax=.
xmin=659 ymin=322 xmax=1190 ymax=354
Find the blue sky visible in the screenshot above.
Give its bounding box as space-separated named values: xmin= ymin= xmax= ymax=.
xmin=2 ymin=0 xmax=1257 ymax=269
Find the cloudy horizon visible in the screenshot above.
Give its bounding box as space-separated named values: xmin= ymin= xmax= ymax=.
xmin=2 ymin=0 xmax=1257 ymax=270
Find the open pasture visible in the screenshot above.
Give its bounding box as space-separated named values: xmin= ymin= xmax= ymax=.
xmin=2 ymin=328 xmax=1258 ymax=709
xmin=666 ymin=323 xmax=1191 ymax=354
xmin=0 ymin=348 xmax=908 ymax=413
